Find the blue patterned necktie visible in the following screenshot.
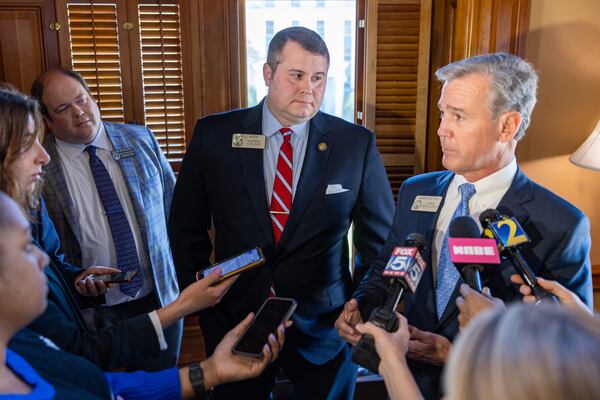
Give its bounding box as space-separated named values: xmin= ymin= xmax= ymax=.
xmin=436 ymin=182 xmax=476 ymax=318
xmin=85 ymin=145 xmax=142 ymax=297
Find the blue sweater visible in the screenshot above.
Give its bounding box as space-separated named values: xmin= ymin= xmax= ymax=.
xmin=2 ymin=349 xmax=54 ymax=400
xmin=6 ymin=329 xmax=182 ymax=399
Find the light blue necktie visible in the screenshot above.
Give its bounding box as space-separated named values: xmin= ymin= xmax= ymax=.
xmin=436 ymin=182 xmax=476 ymax=318
xmin=86 ymin=145 xmax=143 ymax=297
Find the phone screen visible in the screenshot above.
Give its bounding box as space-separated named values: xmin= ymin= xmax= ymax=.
xmin=233 ymin=297 xmax=297 ymax=357
xmin=90 ymin=271 xmax=137 ymax=283
xmin=202 ymin=248 xmax=263 ymax=279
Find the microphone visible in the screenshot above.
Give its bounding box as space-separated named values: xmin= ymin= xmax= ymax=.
xmin=352 ymin=233 xmax=427 ymax=373
xmin=479 ymin=209 xmax=557 ymax=303
xmin=448 ymin=216 xmax=501 ymax=291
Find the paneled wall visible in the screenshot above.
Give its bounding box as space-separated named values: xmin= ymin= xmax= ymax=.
xmin=0 ymin=1 xmax=59 ymax=91
xmin=517 ymin=0 xmax=600 ymax=309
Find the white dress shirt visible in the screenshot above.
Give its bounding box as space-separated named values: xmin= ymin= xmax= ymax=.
xmin=54 ymin=124 xmax=154 ymax=305
xmin=432 ymin=158 xmax=518 ymax=285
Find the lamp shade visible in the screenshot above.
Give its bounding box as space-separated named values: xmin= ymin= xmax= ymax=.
xmin=570 ymin=119 xmax=600 ymax=172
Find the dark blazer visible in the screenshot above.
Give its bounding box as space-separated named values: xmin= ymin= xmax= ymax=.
xmin=9 ymin=329 xmax=182 ymax=400
xmin=27 ymin=199 xmax=161 ymax=370
xmin=354 ymin=168 xmax=593 ymax=399
xmin=169 ymin=102 xmax=395 ymax=364
xmin=9 ymin=329 xmax=112 ymax=400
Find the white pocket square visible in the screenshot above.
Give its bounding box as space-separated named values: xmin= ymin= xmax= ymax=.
xmin=326 ymin=184 xmax=350 ymax=195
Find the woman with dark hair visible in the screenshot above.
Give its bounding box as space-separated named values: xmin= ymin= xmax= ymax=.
xmin=0 ymin=84 xmax=47 ymax=211
xmin=0 ymin=87 xmax=245 ymax=371
xmin=0 ymin=191 xmax=284 ymax=399
xmin=0 ymin=87 xmax=288 ymax=398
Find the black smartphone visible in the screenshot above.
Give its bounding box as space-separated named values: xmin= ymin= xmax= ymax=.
xmin=199 ymin=247 xmax=265 ymax=283
xmin=88 ymin=271 xmax=138 ymax=284
xmin=232 ymin=297 xmax=297 ymax=358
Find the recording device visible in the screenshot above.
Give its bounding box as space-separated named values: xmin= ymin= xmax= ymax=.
xmin=198 ymin=247 xmax=265 ymax=284
xmin=88 ymin=270 xmax=138 ymax=284
xmin=232 ymin=297 xmax=297 ymax=358
xmin=352 ymin=233 xmax=427 ymax=373
xmin=448 ymin=216 xmax=500 ymax=291
xmin=479 ymin=209 xmax=557 ymax=303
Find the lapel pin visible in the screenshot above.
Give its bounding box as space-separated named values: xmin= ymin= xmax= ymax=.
xmin=318 ymin=142 xmax=327 ymax=152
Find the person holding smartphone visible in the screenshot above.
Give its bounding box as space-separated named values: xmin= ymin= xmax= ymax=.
xmin=0 ymin=86 xmax=236 ymax=371
xmin=0 ymin=190 xmax=288 ymax=399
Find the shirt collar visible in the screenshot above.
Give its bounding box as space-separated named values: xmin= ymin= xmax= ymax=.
xmin=262 ymin=99 xmax=309 ymax=139
xmin=447 ymin=157 xmax=518 ymax=207
xmin=54 ymin=123 xmax=112 ymax=162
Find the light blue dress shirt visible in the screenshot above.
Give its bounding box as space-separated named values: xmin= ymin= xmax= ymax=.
xmin=262 ymin=100 xmax=310 ymax=204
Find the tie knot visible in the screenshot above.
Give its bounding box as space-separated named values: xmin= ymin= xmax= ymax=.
xmin=279 ymin=128 xmax=292 ymax=143
xmin=85 ymin=145 xmax=97 ymax=157
xmin=458 ymin=182 xmax=476 ymax=202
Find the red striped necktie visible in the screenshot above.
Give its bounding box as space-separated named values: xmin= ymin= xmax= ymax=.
xmin=269 ymin=127 xmax=293 ymax=244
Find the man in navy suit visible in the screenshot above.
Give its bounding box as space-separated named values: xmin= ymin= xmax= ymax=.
xmin=169 ymin=27 xmax=394 ymax=399
xmin=336 ymin=53 xmax=592 ymax=399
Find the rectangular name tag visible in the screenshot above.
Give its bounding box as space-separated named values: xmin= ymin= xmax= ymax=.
xmin=110 ymin=148 xmax=135 ymax=161
xmin=231 ymin=133 xmax=266 ymax=149
xmin=411 ymin=195 xmax=442 ymax=212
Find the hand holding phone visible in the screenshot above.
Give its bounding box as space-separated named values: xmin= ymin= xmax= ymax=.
xmin=232 ymin=297 xmax=297 ymax=358
xmin=88 ymin=270 xmax=138 ymax=284
xmin=75 ymin=266 xmax=120 ymax=297
xmin=205 ymin=312 xmax=287 ymax=387
xmin=173 ymin=267 xmax=238 ymax=317
xmin=198 ymin=247 xmax=265 ymax=284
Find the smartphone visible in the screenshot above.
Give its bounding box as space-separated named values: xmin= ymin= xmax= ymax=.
xmin=232 ymin=297 xmax=297 ymax=358
xmin=88 ymin=271 xmax=138 ymax=284
xmin=199 ymin=247 xmax=265 ymax=283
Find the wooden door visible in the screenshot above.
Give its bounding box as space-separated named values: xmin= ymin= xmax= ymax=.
xmin=0 ymin=0 xmax=60 ymax=93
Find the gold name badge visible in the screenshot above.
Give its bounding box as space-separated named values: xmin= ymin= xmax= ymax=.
xmin=231 ymin=133 xmax=266 ymax=149
xmin=411 ymin=195 xmax=443 ymax=212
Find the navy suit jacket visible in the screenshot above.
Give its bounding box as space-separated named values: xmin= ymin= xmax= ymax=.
xmin=169 ymin=102 xmax=395 ymax=364
xmin=9 ymin=329 xmax=112 ymax=400
xmin=27 ymin=199 xmax=161 ymax=370
xmin=9 ymin=329 xmax=182 ymax=399
xmin=354 ymin=168 xmax=592 ymax=399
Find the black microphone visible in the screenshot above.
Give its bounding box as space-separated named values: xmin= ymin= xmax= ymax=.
xmin=449 ymin=216 xmax=485 ymax=291
xmin=479 ymin=209 xmax=557 ymax=303
xmin=352 ymin=233 xmax=427 ymax=373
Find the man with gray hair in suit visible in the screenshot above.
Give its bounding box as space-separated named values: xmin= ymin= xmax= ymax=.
xmin=337 ymin=52 xmax=592 ymax=399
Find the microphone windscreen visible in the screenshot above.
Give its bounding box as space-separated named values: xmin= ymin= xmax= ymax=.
xmin=405 ymin=232 xmax=427 ymax=250
xmin=449 ymin=215 xmax=480 ymax=238
xmin=479 ymin=208 xmax=501 ymax=225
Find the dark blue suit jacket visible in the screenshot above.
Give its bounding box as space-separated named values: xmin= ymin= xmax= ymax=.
xmin=354 ymin=168 xmax=592 ymax=399
xmin=169 ymin=102 xmax=395 ymax=364
xmin=9 ymin=329 xmax=111 ymax=399
xmin=9 ymin=329 xmax=182 ymax=399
